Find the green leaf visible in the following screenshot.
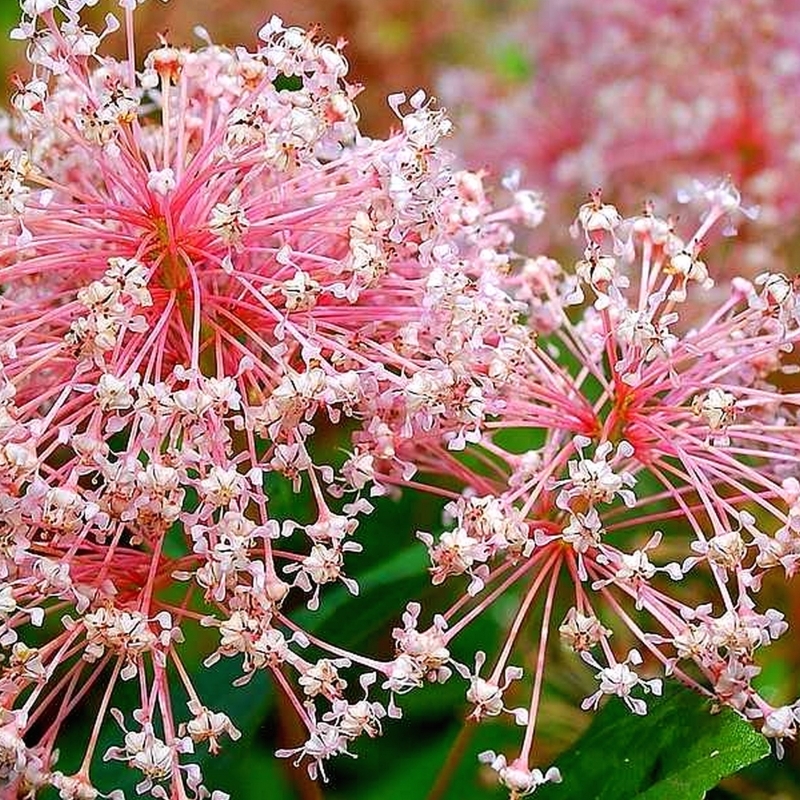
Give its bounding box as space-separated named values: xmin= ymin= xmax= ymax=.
xmin=535 ymin=685 xmax=770 ymax=800
xmin=332 ymin=722 xmax=460 ymax=800
xmin=201 ymin=735 xmax=294 ymax=800
xmin=0 ymin=5 xmax=17 ymax=31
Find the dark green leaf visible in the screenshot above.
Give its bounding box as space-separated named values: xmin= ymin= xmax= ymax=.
xmin=535 ymin=685 xmax=770 ymax=800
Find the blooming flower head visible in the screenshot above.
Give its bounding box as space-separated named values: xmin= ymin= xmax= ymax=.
xmin=0 ymin=1 xmax=531 ymax=796
xmin=388 ymin=189 xmax=800 ymax=796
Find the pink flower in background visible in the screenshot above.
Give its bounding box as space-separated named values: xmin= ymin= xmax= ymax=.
xmin=441 ymin=0 xmax=800 ymax=271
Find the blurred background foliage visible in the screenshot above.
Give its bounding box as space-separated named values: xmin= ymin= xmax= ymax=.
xmin=1 ymin=2 xmax=799 ymax=798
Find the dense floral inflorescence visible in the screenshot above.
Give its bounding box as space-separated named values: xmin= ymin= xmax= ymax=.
xmin=392 ymin=188 xmax=800 ymax=794
xmin=441 ymin=0 xmax=800 ymax=272
xmin=0 ymin=1 xmax=537 ymax=797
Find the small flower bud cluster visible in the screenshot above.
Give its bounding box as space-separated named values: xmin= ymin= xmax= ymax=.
xmin=65 ymin=257 xmax=152 ymax=366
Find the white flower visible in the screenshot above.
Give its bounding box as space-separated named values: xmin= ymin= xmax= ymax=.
xmin=692 ymin=388 xmax=737 ymax=431
xmin=146 ymin=167 xmax=176 ymax=195
xmin=478 ymin=751 xmax=562 ymax=797
xmin=96 ymin=373 xmax=136 ymax=411
xmin=761 ymin=705 xmax=800 ymax=758
xmin=209 ymin=191 xmax=250 ymax=247
xmin=182 ymin=701 xmax=241 ymax=754
xmin=581 ymin=649 xmax=662 ymax=716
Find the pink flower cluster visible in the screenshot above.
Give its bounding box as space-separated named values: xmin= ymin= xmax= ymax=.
xmin=440 ymin=0 xmax=800 ymax=272
xmin=0 ymin=2 xmax=798 ymax=799
xmin=0 ymin=2 xmax=537 ymax=797
xmin=399 ymin=188 xmax=800 ymax=792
